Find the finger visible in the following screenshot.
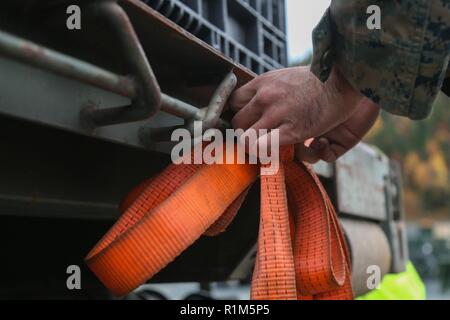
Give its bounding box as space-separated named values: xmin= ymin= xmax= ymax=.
xmin=319 ymin=142 xmax=347 ymax=163
xmin=308 ymin=137 xmax=332 ymax=163
xmin=277 ymin=123 xmax=299 ymax=146
xmin=309 ymin=137 xmax=340 ymax=163
xmin=310 ymin=137 xmax=330 ymax=152
xmin=254 ymin=130 xmax=281 ymax=165
xmin=231 ymin=95 xmax=264 ymax=131
xmin=228 ymin=82 xmax=257 ymax=113
xmin=239 ymin=115 xmax=280 ymax=156
xmin=295 ymin=144 xmax=321 ymax=164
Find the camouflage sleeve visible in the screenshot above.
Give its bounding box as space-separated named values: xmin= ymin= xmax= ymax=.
xmin=310 ymin=0 xmax=450 ymax=120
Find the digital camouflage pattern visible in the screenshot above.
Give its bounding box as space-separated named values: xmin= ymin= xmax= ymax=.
xmin=311 ymin=0 xmax=450 ymax=120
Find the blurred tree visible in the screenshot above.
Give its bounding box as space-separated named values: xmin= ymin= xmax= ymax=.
xmin=365 ymin=93 xmax=450 ymax=219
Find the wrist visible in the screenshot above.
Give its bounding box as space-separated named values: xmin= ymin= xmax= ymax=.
xmin=327 ymin=66 xmax=362 ymax=107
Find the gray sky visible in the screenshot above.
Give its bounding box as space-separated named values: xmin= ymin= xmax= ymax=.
xmin=286 ymin=0 xmax=331 ymax=63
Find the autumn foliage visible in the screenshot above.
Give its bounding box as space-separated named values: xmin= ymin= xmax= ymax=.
xmin=365 ymin=93 xmax=450 ymax=220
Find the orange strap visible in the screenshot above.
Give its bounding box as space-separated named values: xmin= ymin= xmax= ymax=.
xmin=85 ymin=146 xmax=353 ymax=299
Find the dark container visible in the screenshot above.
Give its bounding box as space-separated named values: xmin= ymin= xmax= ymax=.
xmin=142 ymin=0 xmax=287 ymax=74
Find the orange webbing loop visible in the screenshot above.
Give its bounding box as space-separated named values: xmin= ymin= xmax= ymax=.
xmin=251 ymin=161 xmax=297 ymax=299
xmin=285 ymin=161 xmax=353 ymax=300
xmin=85 ymin=145 xmax=353 ymax=299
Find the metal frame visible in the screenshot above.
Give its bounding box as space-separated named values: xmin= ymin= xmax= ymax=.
xmin=0 ymin=0 xmax=233 ymax=134
xmin=82 ymin=1 xmax=162 ymax=126
xmin=143 ymin=0 xmax=287 ymax=74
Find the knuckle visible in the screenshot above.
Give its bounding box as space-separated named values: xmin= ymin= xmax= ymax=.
xmin=256 ymin=88 xmax=279 ymax=106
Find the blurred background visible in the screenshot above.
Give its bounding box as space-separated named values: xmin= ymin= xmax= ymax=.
xmin=286 ymin=0 xmax=450 ymax=300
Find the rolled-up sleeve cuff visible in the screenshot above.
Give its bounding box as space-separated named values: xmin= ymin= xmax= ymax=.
xmin=310 ymin=9 xmax=334 ymax=83
xmin=310 ymin=2 xmax=447 ymax=120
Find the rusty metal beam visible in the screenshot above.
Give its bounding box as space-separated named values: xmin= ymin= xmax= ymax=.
xmin=0 ymin=29 xmax=136 ymax=98
xmin=141 ymin=73 xmax=236 ymax=143
xmin=0 ymin=0 xmax=237 ymax=130
xmin=0 ymin=28 xmax=232 ymax=130
xmin=0 ymin=0 xmax=260 ymax=153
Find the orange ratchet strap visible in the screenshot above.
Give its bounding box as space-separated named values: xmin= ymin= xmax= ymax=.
xmin=85 ymin=146 xmax=353 ymax=299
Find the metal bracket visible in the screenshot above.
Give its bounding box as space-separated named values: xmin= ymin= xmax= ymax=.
xmin=141 ymin=71 xmax=236 ymax=143
xmin=82 ymin=0 xmax=161 ymax=127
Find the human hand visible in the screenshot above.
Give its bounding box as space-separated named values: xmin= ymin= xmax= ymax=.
xmin=295 ymin=98 xmax=380 ymax=163
xmin=229 ymin=66 xmax=363 ymax=151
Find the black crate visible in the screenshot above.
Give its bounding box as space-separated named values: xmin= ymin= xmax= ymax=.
xmin=142 ymin=0 xmax=287 ymax=74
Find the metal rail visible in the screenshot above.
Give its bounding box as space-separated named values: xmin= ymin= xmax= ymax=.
xmin=0 ymin=0 xmax=232 ymax=138
xmin=82 ymin=0 xmax=162 ymax=126
xmin=0 ymin=29 xmax=136 ymax=98
xmin=140 ymin=73 xmax=236 ymax=143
